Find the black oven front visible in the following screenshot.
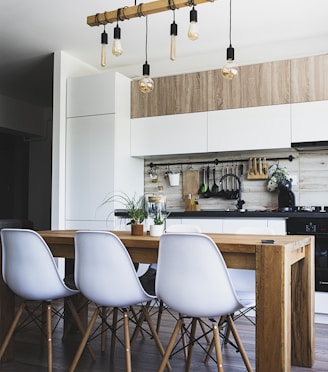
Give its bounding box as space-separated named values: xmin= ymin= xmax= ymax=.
xmin=287 ymin=217 xmax=328 ymax=292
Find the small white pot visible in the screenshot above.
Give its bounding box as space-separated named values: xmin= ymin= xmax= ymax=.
xmin=168 ymin=172 xmax=180 ymax=186
xmin=150 ymin=224 xmax=164 ymax=237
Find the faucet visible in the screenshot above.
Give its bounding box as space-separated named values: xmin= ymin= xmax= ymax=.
xmin=219 ymin=173 xmax=245 ymax=210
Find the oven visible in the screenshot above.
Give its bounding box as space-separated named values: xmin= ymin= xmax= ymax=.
xmin=287 ymin=216 xmax=328 ymax=292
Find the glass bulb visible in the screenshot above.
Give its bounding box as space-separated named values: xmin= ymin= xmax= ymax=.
xmin=101 ymin=44 xmax=107 ymax=67
xmin=188 ymin=21 xmax=199 ymax=41
xmin=222 ymin=59 xmax=239 ymax=79
xmin=138 ymin=76 xmax=154 ymax=93
xmin=112 ymin=39 xmax=123 ymax=56
xmin=170 ymin=35 xmax=176 ymax=61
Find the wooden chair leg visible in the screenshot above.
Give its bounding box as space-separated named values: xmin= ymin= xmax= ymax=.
xmin=101 ymin=306 xmax=108 ymax=352
xmin=66 ymin=298 xmax=96 ymax=361
xmin=226 ymin=315 xmax=253 ymax=372
xmin=213 ymin=323 xmax=224 ymax=372
xmin=158 ymin=318 xmax=183 ymax=372
xmin=198 ymin=318 xmax=211 ymax=344
xmin=123 ymin=310 xmax=132 ymax=372
xmin=142 ymin=306 xmax=172 ymax=371
xmin=110 ymin=307 xmax=118 ymax=359
xmin=0 ymin=303 xmax=25 ymax=360
xmin=156 ymin=299 xmax=164 ymax=333
xmin=69 ymin=308 xmax=99 ymax=372
xmin=46 ymin=303 xmax=52 ymax=372
xmin=185 ymin=318 xmax=197 ymax=371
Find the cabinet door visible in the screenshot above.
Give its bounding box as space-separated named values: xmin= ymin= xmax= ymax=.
xmin=131 ymin=112 xmax=207 ymax=157
xmin=208 ymin=104 xmax=291 ymax=152
xmin=67 ymin=73 xmax=116 ymax=117
xmin=66 ymin=115 xmax=115 ymax=223
xmin=222 ymin=218 xmax=268 ymax=234
xmin=291 ymin=100 xmax=328 ymax=142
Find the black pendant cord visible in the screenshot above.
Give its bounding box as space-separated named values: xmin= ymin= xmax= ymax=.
xmin=145 ymin=15 xmax=149 ymax=64
xmin=229 ymin=0 xmax=232 ymax=47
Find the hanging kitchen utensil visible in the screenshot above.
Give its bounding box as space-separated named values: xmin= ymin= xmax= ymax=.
xmin=203 ymin=165 xmax=211 ymax=198
xmin=199 ymin=167 xmax=207 ymax=194
xmin=211 ymin=167 xmax=219 ymax=195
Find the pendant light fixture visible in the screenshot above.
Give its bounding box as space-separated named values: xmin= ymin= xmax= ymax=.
xmin=222 ymin=0 xmax=238 ymax=79
xmin=100 ymin=25 xmax=108 ymax=67
xmin=112 ymin=9 xmax=123 ymax=56
xmin=188 ymin=0 xmax=199 ymax=41
xmin=169 ymin=0 xmax=178 ymax=61
xmin=138 ymin=16 xmax=154 ymax=93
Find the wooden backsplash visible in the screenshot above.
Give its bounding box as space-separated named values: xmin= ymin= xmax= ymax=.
xmin=144 ymin=150 xmax=328 ymax=211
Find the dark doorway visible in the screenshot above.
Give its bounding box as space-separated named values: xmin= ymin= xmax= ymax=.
xmin=0 ymin=131 xmax=29 ymax=218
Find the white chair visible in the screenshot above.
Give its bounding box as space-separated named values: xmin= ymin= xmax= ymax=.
xmin=156 ymin=233 xmax=253 ymax=372
xmin=70 ymin=230 xmax=169 ymax=372
xmin=0 ymin=228 xmax=94 ymax=372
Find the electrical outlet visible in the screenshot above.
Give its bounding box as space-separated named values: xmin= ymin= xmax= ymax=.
xmin=289 ymin=174 xmax=298 ymax=186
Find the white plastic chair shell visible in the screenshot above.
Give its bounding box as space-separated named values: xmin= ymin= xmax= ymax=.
xmin=155 ymin=233 xmax=253 ymax=318
xmin=1 ymin=228 xmax=79 ymax=301
xmin=74 ymin=230 xmax=157 ymax=307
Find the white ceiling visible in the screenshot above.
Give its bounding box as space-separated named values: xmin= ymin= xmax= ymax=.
xmin=1 ymin=0 xmax=328 ymax=107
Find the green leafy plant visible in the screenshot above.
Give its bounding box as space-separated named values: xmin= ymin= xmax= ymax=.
xmin=153 ymin=210 xmax=170 ymax=225
xmin=100 ymin=192 xmax=147 ymax=225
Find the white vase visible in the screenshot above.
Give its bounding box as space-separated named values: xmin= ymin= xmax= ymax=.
xmin=150 ymin=224 xmax=164 ymax=237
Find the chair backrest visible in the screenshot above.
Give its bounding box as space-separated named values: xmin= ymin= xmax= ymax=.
xmin=166 ymin=224 xmax=201 ymax=233
xmin=156 ymin=233 xmax=243 ymax=318
xmin=1 ymin=228 xmax=75 ymax=300
xmin=74 ymin=231 xmax=153 ymax=307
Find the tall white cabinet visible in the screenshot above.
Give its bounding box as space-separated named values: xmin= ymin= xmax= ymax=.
xmin=66 ymin=72 xmax=144 ymax=229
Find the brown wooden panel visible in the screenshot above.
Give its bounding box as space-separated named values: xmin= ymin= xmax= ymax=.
xmin=131 ymin=59 xmax=291 ymax=118
xmin=291 ymin=55 xmax=328 ymax=103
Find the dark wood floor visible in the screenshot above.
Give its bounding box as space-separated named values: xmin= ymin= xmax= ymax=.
xmin=0 ymin=300 xmax=327 ymax=371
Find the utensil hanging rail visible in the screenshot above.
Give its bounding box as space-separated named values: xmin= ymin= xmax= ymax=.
xmin=147 ymin=155 xmax=294 ymax=169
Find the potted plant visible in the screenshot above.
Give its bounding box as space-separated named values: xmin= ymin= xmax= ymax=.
xmin=149 ymin=210 xmax=170 ymax=237
xmin=101 ymin=192 xmax=147 ymax=236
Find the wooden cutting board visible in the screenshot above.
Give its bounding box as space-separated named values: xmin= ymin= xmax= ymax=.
xmin=182 ymin=170 xmax=200 ymax=198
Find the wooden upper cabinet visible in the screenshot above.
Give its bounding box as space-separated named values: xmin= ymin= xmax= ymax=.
xmin=131 ymin=60 xmax=290 ymax=118
xmin=291 ymin=55 xmax=328 ymax=103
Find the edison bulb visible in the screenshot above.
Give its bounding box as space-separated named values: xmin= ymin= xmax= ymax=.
xmin=188 ymin=7 xmax=199 ymax=41
xmin=112 ymin=25 xmax=123 ymax=56
xmin=170 ymin=35 xmax=176 ymax=61
xmin=138 ymin=76 xmax=154 ymax=93
xmin=112 ymin=39 xmax=123 ymax=56
xmin=222 ymin=59 xmax=238 ymax=79
xmin=188 ymin=22 xmax=199 ymax=41
xmin=100 ymin=30 xmax=108 ymax=68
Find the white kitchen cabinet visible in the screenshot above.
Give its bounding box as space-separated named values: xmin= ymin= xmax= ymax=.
xmin=222 ymin=218 xmax=286 ymax=234
xmin=67 ymin=73 xmax=116 ymax=117
xmin=131 ymin=112 xmax=207 ymax=157
xmin=291 ymin=100 xmax=328 ymax=142
xmin=167 ymin=218 xmax=223 ymax=233
xmin=208 ymin=104 xmax=291 ymax=152
xmin=66 ymin=72 xmax=144 ymax=229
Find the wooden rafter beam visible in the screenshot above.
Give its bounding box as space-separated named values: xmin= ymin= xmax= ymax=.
xmin=87 ymin=0 xmax=215 ymax=26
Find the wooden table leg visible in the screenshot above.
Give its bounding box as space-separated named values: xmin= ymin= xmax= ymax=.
xmin=291 ymin=240 xmax=315 ymax=367
xmin=256 ymin=243 xmax=290 ymax=372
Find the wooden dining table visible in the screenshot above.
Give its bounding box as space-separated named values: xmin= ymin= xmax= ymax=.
xmin=0 ymin=230 xmax=314 ymax=372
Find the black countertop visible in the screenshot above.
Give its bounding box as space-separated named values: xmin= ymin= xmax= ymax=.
xmin=115 ymin=209 xmax=328 ymax=219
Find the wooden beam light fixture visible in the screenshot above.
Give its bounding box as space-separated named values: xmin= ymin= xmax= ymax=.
xmin=87 ymin=0 xmax=216 ymax=27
